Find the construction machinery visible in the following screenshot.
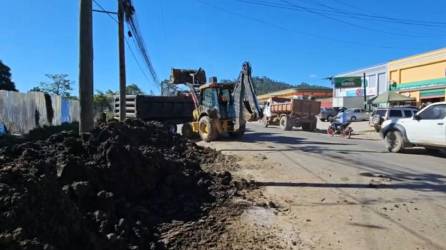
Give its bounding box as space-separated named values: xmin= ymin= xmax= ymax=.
xmin=170 ymin=62 xmax=262 ymax=141
xmin=262 ymin=97 xmax=320 ymax=131
xmin=115 ymin=62 xmax=262 ymax=142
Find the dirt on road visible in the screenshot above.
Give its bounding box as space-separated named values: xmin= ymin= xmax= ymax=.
xmin=201 ymin=123 xmax=446 ymax=250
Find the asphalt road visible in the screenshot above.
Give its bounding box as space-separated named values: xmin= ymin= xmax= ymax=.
xmin=202 ymin=122 xmax=446 ymax=249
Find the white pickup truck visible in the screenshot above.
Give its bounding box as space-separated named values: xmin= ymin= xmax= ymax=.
xmin=380 ymin=102 xmax=446 ymax=153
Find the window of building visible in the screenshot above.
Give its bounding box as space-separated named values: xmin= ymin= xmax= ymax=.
xmin=367 ymin=74 xmax=377 ymax=88
xmin=378 ymin=73 xmax=386 ymax=94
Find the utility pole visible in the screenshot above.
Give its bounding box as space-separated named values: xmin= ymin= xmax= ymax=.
xmin=363 ymin=72 xmax=367 ymax=110
xmin=118 ymin=0 xmax=127 ymax=121
xmin=79 ymin=0 xmax=94 ymax=133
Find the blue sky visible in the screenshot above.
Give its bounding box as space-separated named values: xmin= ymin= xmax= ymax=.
xmin=1 ymin=0 xmax=445 ymax=95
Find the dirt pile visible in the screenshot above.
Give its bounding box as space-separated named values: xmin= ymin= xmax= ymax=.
xmin=0 ymin=120 xmax=239 ymax=250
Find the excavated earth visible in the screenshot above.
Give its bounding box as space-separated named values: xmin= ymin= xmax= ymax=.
xmin=0 ymin=120 xmax=251 ymax=250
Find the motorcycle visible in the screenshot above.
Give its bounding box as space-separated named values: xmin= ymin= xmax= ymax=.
xmin=327 ymin=121 xmax=353 ymax=139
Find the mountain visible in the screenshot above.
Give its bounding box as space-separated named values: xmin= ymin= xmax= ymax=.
xmin=221 ymin=76 xmax=330 ymax=95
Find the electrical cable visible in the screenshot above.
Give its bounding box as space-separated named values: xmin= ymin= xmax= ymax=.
xmin=196 ymin=0 xmax=420 ymax=50
xmin=122 ymin=0 xmax=160 ymax=85
xmin=93 ymin=0 xmax=158 ymax=86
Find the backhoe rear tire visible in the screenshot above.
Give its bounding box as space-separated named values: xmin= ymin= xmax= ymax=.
xmin=199 ymin=116 xmax=217 ymax=142
xmin=279 ymin=116 xmax=292 ymax=131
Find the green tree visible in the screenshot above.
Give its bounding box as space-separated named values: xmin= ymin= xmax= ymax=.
xmin=39 ymin=74 xmax=73 ymax=97
xmin=126 ymin=84 xmax=144 ymax=95
xmin=0 ymin=60 xmax=18 ymax=91
xmin=161 ymin=79 xmax=177 ymax=96
xmin=105 ymin=89 xmax=117 ymax=96
xmin=29 ymin=86 xmax=43 ymax=92
xmin=93 ymin=90 xmax=112 ymax=113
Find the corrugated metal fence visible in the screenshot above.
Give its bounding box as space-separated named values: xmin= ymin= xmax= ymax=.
xmin=0 ymin=90 xmax=79 ymax=134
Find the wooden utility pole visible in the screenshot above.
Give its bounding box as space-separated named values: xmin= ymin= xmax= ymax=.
xmin=363 ymin=72 xmax=367 ymax=110
xmin=79 ymin=0 xmax=94 ymax=133
xmin=118 ymin=0 xmax=127 ymax=121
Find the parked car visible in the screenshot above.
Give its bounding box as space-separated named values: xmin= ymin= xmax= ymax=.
xmin=380 ymin=102 xmax=446 ymax=153
xmin=344 ymin=108 xmax=369 ymax=121
xmin=369 ymin=106 xmax=418 ymax=132
xmin=319 ymin=108 xmax=338 ymax=122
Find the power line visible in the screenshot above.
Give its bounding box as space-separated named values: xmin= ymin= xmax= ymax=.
xmin=196 ymin=0 xmax=419 ymax=50
xmin=234 ymin=0 xmax=446 ymax=40
xmin=92 ymin=0 xmax=117 ymax=23
xmin=278 ymin=0 xmax=431 ymax=38
xmin=122 ymin=0 xmax=160 ymax=85
xmin=296 ymin=0 xmax=446 ymax=29
xmin=125 ymin=38 xmax=153 ymax=84
xmin=238 ymin=0 xmax=446 ymax=28
xmin=92 ymin=0 xmax=156 ymax=87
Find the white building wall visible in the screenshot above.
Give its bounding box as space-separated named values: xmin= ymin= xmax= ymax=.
xmin=334 ymin=64 xmax=388 ymax=98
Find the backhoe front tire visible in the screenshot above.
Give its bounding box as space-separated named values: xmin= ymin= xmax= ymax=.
xmin=198 ymin=116 xmax=217 ymax=142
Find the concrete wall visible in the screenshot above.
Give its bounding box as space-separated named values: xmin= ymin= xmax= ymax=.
xmin=0 ymin=90 xmax=79 ymax=134
xmin=332 ymin=96 xmax=364 ymax=109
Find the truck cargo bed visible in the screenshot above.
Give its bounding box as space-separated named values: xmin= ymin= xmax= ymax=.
xmin=270 ymin=99 xmax=320 ymax=116
xmin=114 ymin=95 xmax=194 ymax=123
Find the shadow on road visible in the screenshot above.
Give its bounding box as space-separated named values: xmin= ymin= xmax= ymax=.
xmin=255 ymin=180 xmax=446 ymax=193
xmin=240 ymin=131 xmax=353 ymax=146
xmin=347 ymin=223 xmax=387 ymax=230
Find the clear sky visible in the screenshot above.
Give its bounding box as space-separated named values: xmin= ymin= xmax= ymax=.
xmin=1 ymin=0 xmax=445 ymax=95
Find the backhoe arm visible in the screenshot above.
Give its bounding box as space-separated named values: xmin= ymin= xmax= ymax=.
xmin=233 ymin=62 xmax=262 ymax=131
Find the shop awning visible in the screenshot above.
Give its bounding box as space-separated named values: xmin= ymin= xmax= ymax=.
xmin=372 ymin=91 xmax=415 ymax=104
xmin=420 ymin=89 xmax=445 ymax=99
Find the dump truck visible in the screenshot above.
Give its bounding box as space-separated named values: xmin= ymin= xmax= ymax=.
xmin=115 ymin=62 xmax=262 ymax=142
xmin=114 ymin=95 xmax=194 ymax=133
xmin=262 ymin=97 xmax=320 ymax=131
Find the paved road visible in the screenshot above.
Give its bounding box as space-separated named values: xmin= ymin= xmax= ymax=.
xmin=203 ymin=122 xmax=446 ymax=250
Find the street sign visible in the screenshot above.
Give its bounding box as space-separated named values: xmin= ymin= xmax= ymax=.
xmin=333 ymin=77 xmax=362 ymax=88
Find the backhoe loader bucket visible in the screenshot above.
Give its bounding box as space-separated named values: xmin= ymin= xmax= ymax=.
xmin=170 ymin=68 xmax=206 ymax=85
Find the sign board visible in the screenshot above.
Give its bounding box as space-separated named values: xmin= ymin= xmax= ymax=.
xmin=334 ymin=77 xmax=362 ymax=88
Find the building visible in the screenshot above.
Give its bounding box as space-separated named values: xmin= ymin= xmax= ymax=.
xmin=388 ymin=47 xmax=446 ymax=105
xmin=257 ymin=87 xmax=333 ymax=107
xmin=331 ymin=64 xmax=388 ymax=109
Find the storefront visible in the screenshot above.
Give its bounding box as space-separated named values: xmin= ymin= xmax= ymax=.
xmin=389 ymin=48 xmax=446 ymax=106
xmin=331 ymin=64 xmax=388 ymax=109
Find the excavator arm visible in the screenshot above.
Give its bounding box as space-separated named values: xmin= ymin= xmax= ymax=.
xmin=233 ymin=62 xmax=262 ymax=131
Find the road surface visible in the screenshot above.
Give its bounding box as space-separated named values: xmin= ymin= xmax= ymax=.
xmin=201 ymin=122 xmax=446 ymax=250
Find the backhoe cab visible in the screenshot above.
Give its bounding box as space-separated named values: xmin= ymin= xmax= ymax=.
xmin=171 ymin=62 xmax=262 ymax=142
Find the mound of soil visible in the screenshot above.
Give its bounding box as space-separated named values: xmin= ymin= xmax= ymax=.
xmin=0 ymin=120 xmax=239 ymax=250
